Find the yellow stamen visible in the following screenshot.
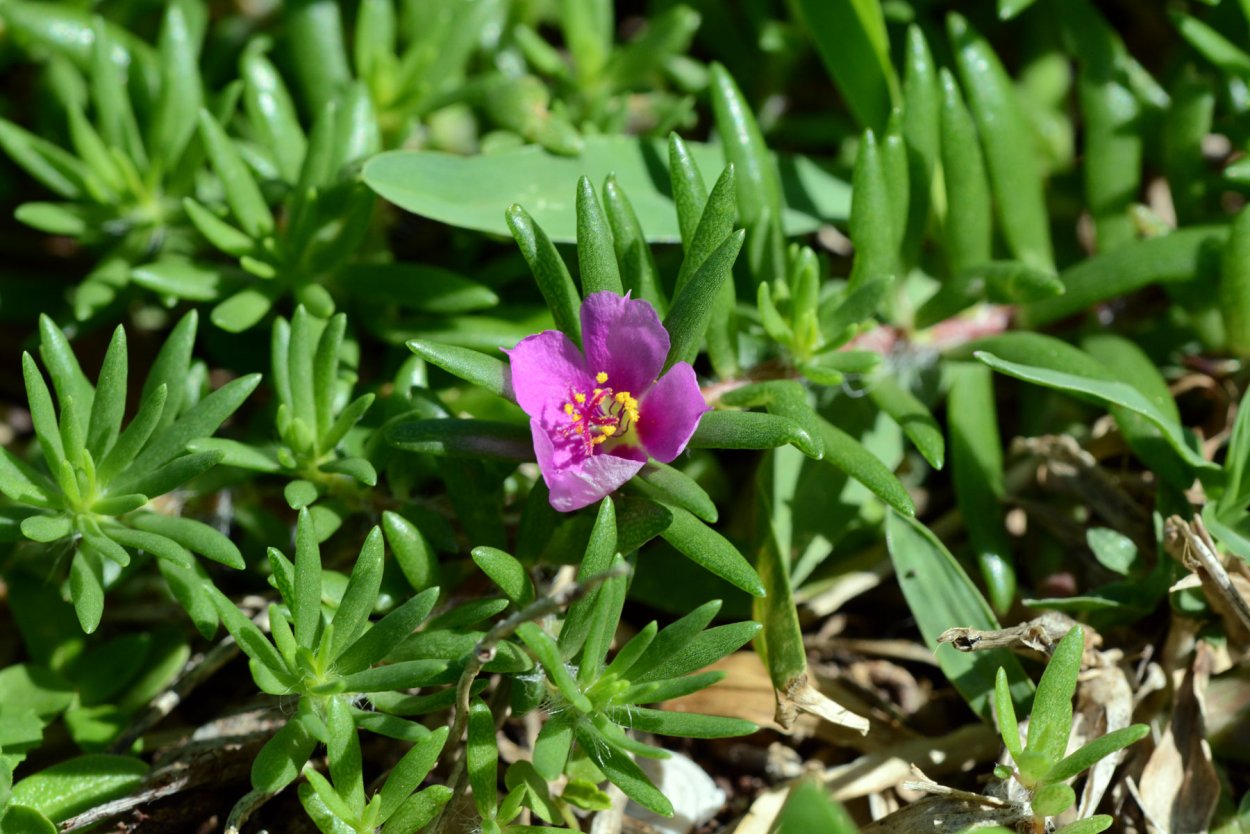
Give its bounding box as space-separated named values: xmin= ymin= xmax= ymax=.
xmin=573 ymin=392 xmax=587 ymax=404
xmin=596 ymin=371 xmax=609 ymax=384
xmin=600 ymin=425 xmax=617 ymax=437
xmin=564 ymin=403 xmax=575 ymax=415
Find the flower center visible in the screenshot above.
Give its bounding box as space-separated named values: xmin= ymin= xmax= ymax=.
xmin=559 ymin=371 xmax=640 ymax=454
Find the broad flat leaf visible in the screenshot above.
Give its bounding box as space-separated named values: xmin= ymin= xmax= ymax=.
xmin=363 ymin=136 xmax=849 ymax=243
xmin=885 ymin=512 xmax=1032 ymax=719
xmin=975 ymin=351 xmax=1216 ymax=473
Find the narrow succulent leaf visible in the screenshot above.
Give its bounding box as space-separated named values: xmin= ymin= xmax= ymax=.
xmin=329 ymin=527 xmax=385 ymax=657
xmin=576 ymin=176 xmax=624 ymax=295
xmin=126 ymin=513 xmax=244 ymax=569
xmin=86 ymin=327 xmax=127 ymax=460
xmin=659 ymin=504 xmax=765 ymax=596
xmin=507 ymin=204 xmax=582 ymax=346
xmin=293 ymin=508 xmax=323 ymax=649
xmin=467 ymin=699 xmax=498 ymax=819
xmin=408 ymin=340 xmax=510 ymax=399
xmin=472 ymin=547 xmax=535 ymax=607
xmin=334 ymin=586 xmax=440 ymax=674
xmin=948 ymin=14 xmax=1053 ymax=271
xmin=1026 ymin=625 xmax=1084 ymax=763
xmin=663 ymin=229 xmax=745 ymax=371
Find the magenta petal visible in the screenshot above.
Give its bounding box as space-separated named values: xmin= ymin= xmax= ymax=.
xmin=506 ymin=330 xmax=591 ymax=417
xmin=579 ymin=291 xmax=669 ymax=395
xmin=637 ymin=362 xmax=709 ymax=463
xmin=532 ymin=421 xmax=645 ymax=512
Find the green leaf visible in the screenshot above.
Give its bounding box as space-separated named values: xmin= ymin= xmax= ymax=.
xmin=0 ymin=805 xmax=57 ymax=834
xmin=22 ymin=353 xmax=68 ymax=483
xmin=669 ymin=134 xmax=710 ymax=248
xmin=9 ymin=754 xmax=146 ymax=823
xmin=0 ymin=118 xmax=90 ymax=199
xmin=126 ymin=374 xmax=261 ymax=475
xmin=675 ymin=165 xmax=736 ymax=296
xmin=407 ymin=340 xmax=509 ymax=399
xmin=363 ymin=136 xmax=849 ymax=244
xmin=532 ymin=712 xmax=575 ymax=781
xmin=20 ymin=515 xmax=72 ymax=543
xmin=104 ymin=449 xmax=223 ymax=501
xmin=1046 ymin=724 xmax=1148 ymax=783
xmin=869 ymin=377 xmax=943 ymax=469
xmin=687 ymin=410 xmax=812 ymax=454
xmin=994 ymin=667 xmax=1022 ymax=758
xmin=149 ymin=0 xmax=202 ymax=165
xmin=334 ymin=586 xmax=440 ymax=675
xmin=69 ymin=550 xmax=104 ymax=634
xmin=1173 ymin=11 xmax=1250 ymax=78
xmin=467 ymin=699 xmax=499 ymax=819
xmin=387 ymin=419 xmax=532 ymax=461
xmin=604 ymin=706 xmax=755 ymax=738
xmin=517 ymin=623 xmax=592 ymax=714
xmin=848 ymin=129 xmax=895 ymax=291
xmin=382 ymin=786 xmax=452 ymax=834
xmin=948 ymin=13 xmax=1053 ymax=271
xmin=885 ymin=512 xmax=1032 ymax=719
xmin=721 ymin=381 xmax=824 ymax=460
xmin=241 ymin=43 xmax=306 ymax=183
xmin=575 ymin=176 xmax=624 ymax=295
xmin=901 ymin=26 xmax=939 ymax=266
xmin=292 ymin=508 xmax=323 ymax=649
xmin=86 ymin=326 xmax=127 ymax=460
xmin=142 ymin=310 xmax=197 ymax=432
xmin=382 ymin=511 xmax=440 ymax=593
xmin=775 ymin=781 xmax=859 ymax=834
xmin=818 ymin=418 xmax=913 ymax=516
xmin=506 ymin=205 xmax=582 ymax=346
xmin=124 ymin=513 xmax=243 ymax=569
xmin=633 ymin=462 xmax=717 ymax=523
xmin=1027 ymin=625 xmax=1083 ymax=764
xmin=1020 ymin=226 xmax=1225 ymax=328
xmin=574 ymin=723 xmax=672 ymax=817
xmin=659 ymin=504 xmax=765 ymax=597
xmin=788 ymin=0 xmax=897 ymax=130
xmin=974 ymin=351 xmax=1216 ymax=473
xmin=251 ymin=707 xmax=318 ymax=793
xmin=379 ymin=726 xmax=449 ymax=822
xmin=197 ymin=109 xmax=274 ymax=239
xmin=935 ymin=67 xmax=992 ymax=279
xmin=1224 ymin=205 xmax=1250 ymax=356
xmin=207 ymin=586 xmax=296 ymax=691
xmin=36 ymin=320 xmax=92 ymax=430
xmin=340 ymin=264 xmax=499 ymax=314
xmin=603 ymin=175 xmax=667 ymax=314
xmin=1055 ymin=816 xmax=1113 ymax=834
xmin=472 ymin=547 xmax=534 ymax=607
xmin=326 ymin=695 xmax=365 ymax=816
xmin=559 ymin=498 xmax=618 ymax=660
xmin=663 ymin=228 xmax=744 ymax=371
xmin=947 ymin=363 xmax=1014 ymax=615
xmin=1032 ymin=782 xmax=1076 ymax=818
xmin=329 ymin=527 xmax=385 ymax=657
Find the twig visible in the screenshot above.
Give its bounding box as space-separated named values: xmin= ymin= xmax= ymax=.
xmin=431 ymin=563 xmax=631 ymax=834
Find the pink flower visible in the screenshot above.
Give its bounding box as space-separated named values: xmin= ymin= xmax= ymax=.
xmin=507 ymin=292 xmax=710 ymax=512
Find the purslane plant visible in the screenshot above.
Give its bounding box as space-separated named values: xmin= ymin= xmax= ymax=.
xmin=0 ymin=311 xmax=256 ymax=634
xmin=191 ymin=306 xmax=376 ymax=516
xmin=0 ymin=0 xmax=207 ymax=321
xmin=210 ymin=510 xmax=449 ymax=812
xmin=992 ymin=626 xmax=1148 ymax=834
